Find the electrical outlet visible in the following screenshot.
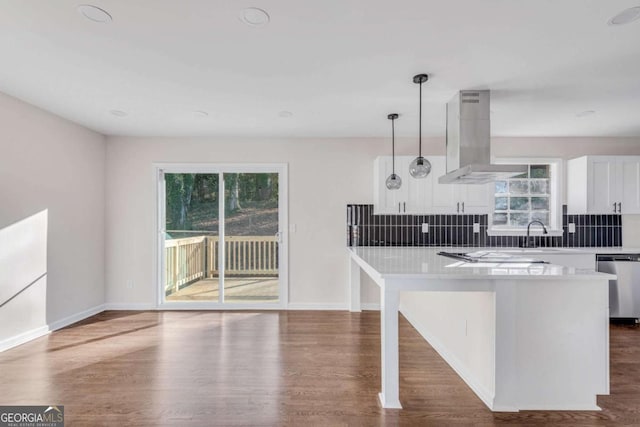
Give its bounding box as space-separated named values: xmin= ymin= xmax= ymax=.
xmin=126 ymin=280 xmax=134 ymax=289
xmin=422 ymin=223 xmax=429 ymax=233
xmin=569 ymin=223 xmax=576 ymax=233
xmin=473 ymin=223 xmax=480 ymax=233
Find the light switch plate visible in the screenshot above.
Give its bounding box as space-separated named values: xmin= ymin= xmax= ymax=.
xmin=473 ymin=223 xmax=480 ymax=233
xmin=569 ymin=223 xmax=576 ymax=233
xmin=422 ymin=223 xmax=429 ymax=233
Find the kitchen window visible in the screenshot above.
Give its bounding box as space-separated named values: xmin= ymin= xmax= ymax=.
xmin=488 ymin=158 xmax=563 ymax=236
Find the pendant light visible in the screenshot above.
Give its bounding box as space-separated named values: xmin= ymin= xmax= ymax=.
xmin=385 ymin=113 xmax=402 ymax=190
xmin=409 ymin=73 xmax=431 ymax=179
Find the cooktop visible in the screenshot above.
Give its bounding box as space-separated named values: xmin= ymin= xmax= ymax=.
xmin=437 ymin=251 xmax=549 ymax=264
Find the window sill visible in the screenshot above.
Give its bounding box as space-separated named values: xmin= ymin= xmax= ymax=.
xmin=486 ymin=228 xmax=564 ymax=237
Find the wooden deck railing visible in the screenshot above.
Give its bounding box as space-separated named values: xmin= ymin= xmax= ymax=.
xmin=165 ymin=235 xmax=278 ymax=293
xmin=165 ymin=236 xmax=207 ymax=293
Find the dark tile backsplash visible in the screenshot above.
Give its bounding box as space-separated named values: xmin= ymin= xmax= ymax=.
xmin=346 ymin=204 xmax=622 ymax=248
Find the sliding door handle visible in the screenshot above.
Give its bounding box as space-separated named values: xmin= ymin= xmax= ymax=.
xmin=618 ymin=202 xmax=622 ymax=213
xmin=403 ymin=202 xmax=406 ymax=213
xmin=613 ymin=202 xmax=617 ymax=213
xmin=456 ymin=202 xmax=460 ymax=213
xmin=461 ymin=202 xmax=465 ymax=213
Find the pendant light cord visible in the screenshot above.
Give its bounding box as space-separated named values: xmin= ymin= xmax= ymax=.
xmin=419 ymin=79 xmax=423 ymax=158
xmin=391 ymin=116 xmax=396 ymax=175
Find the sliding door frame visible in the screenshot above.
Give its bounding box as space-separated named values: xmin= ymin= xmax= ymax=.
xmin=153 ymin=163 xmax=288 ymax=310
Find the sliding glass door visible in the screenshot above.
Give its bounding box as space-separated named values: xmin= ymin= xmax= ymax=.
xmin=223 ymin=173 xmax=280 ymax=303
xmin=157 ymin=165 xmax=287 ymax=308
xmin=163 ymin=173 xmax=220 ymax=302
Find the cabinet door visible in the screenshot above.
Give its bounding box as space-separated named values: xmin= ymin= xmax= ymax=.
xmin=458 ymin=183 xmax=493 ymax=214
xmin=618 ymin=157 xmax=640 ymax=214
xmin=374 ymin=156 xmax=408 ymax=214
xmin=587 ymin=157 xmax=618 ymax=214
xmin=430 ymin=157 xmax=459 ymax=213
xmin=405 ymin=156 xmax=435 ymax=214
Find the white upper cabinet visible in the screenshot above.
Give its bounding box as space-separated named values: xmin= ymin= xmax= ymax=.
xmin=374 ymin=156 xmax=492 ymax=214
xmin=429 ymin=158 xmax=458 ymax=213
xmin=373 ymin=156 xmax=432 ymax=214
xmin=619 ymin=157 xmax=640 ymax=213
xmin=402 ymin=156 xmax=434 ymax=214
xmin=455 ymin=182 xmax=494 ymax=214
xmin=567 ymin=156 xmax=640 ymax=214
xmin=429 ymin=159 xmax=492 ymax=214
xmin=373 ymin=155 xmax=409 ymax=214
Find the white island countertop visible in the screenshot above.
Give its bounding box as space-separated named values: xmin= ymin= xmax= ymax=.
xmin=349 ymin=246 xmax=615 ymax=281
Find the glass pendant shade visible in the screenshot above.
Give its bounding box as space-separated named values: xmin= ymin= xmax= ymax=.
xmin=386 ymin=173 xmax=402 ymax=190
xmin=409 ymin=156 xmax=431 ymax=178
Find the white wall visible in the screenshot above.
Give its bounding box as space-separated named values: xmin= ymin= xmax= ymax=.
xmin=105 ymin=136 xmax=640 ymax=309
xmin=0 ymin=92 xmax=106 ymax=349
xmin=104 ymin=136 xmax=402 ymax=307
xmin=0 ymin=211 xmax=48 ymax=349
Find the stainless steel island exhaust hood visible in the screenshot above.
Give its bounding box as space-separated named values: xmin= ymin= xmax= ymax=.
xmin=438 ymin=90 xmax=526 ymax=184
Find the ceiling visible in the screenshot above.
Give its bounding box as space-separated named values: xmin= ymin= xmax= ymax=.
xmin=1 ymin=0 xmax=639 ymax=138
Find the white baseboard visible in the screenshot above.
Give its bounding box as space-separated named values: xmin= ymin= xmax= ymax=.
xmin=1 ymin=303 xmax=108 ymax=353
xmin=514 ymin=403 xmax=600 ymax=411
xmin=104 ymin=302 xmax=371 ymax=311
xmin=400 ymin=304 xmax=496 ymax=410
xmin=48 ymin=304 xmax=106 ymax=331
xmin=104 ymin=303 xmax=157 ymax=311
xmin=361 ymin=303 xmax=380 ymax=311
xmin=287 ymin=303 xmax=348 ymax=310
xmin=0 ymin=325 xmax=50 ymax=353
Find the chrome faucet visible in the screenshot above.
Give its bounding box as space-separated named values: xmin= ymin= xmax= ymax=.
xmin=524 ymin=220 xmax=548 ymax=248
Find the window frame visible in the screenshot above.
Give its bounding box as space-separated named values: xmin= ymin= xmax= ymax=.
xmin=487 ymin=157 xmax=563 ymax=236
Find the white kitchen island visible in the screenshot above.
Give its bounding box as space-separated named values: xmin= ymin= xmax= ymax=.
xmin=348 ymin=247 xmax=615 ymax=412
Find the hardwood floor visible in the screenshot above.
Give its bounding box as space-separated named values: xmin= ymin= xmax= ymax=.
xmin=0 ymin=311 xmax=638 ymax=426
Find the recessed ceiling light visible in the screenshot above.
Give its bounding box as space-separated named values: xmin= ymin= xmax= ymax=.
xmin=77 ymin=4 xmax=113 ymax=23
xmin=576 ymin=110 xmax=596 ymax=118
xmin=193 ymin=111 xmax=209 ymax=119
xmin=608 ymin=6 xmax=640 ymax=25
xmin=110 ymin=109 xmax=128 ymax=117
xmin=239 ymin=7 xmax=270 ymax=27
xmin=278 ymin=111 xmax=293 ymax=118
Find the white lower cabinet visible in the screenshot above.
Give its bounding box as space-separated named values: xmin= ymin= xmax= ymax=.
xmin=374 ymin=156 xmax=492 ymax=214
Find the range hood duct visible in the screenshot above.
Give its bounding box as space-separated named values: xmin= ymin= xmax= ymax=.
xmin=438 ymin=90 xmax=526 ymax=184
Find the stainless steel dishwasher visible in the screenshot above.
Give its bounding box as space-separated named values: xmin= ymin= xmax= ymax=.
xmin=597 ymin=254 xmax=640 ymax=324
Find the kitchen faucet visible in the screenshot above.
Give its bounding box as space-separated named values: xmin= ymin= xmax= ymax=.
xmin=523 ymin=220 xmax=548 ymax=248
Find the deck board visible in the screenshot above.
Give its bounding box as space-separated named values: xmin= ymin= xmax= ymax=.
xmin=166 ymin=277 xmax=278 ymax=302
